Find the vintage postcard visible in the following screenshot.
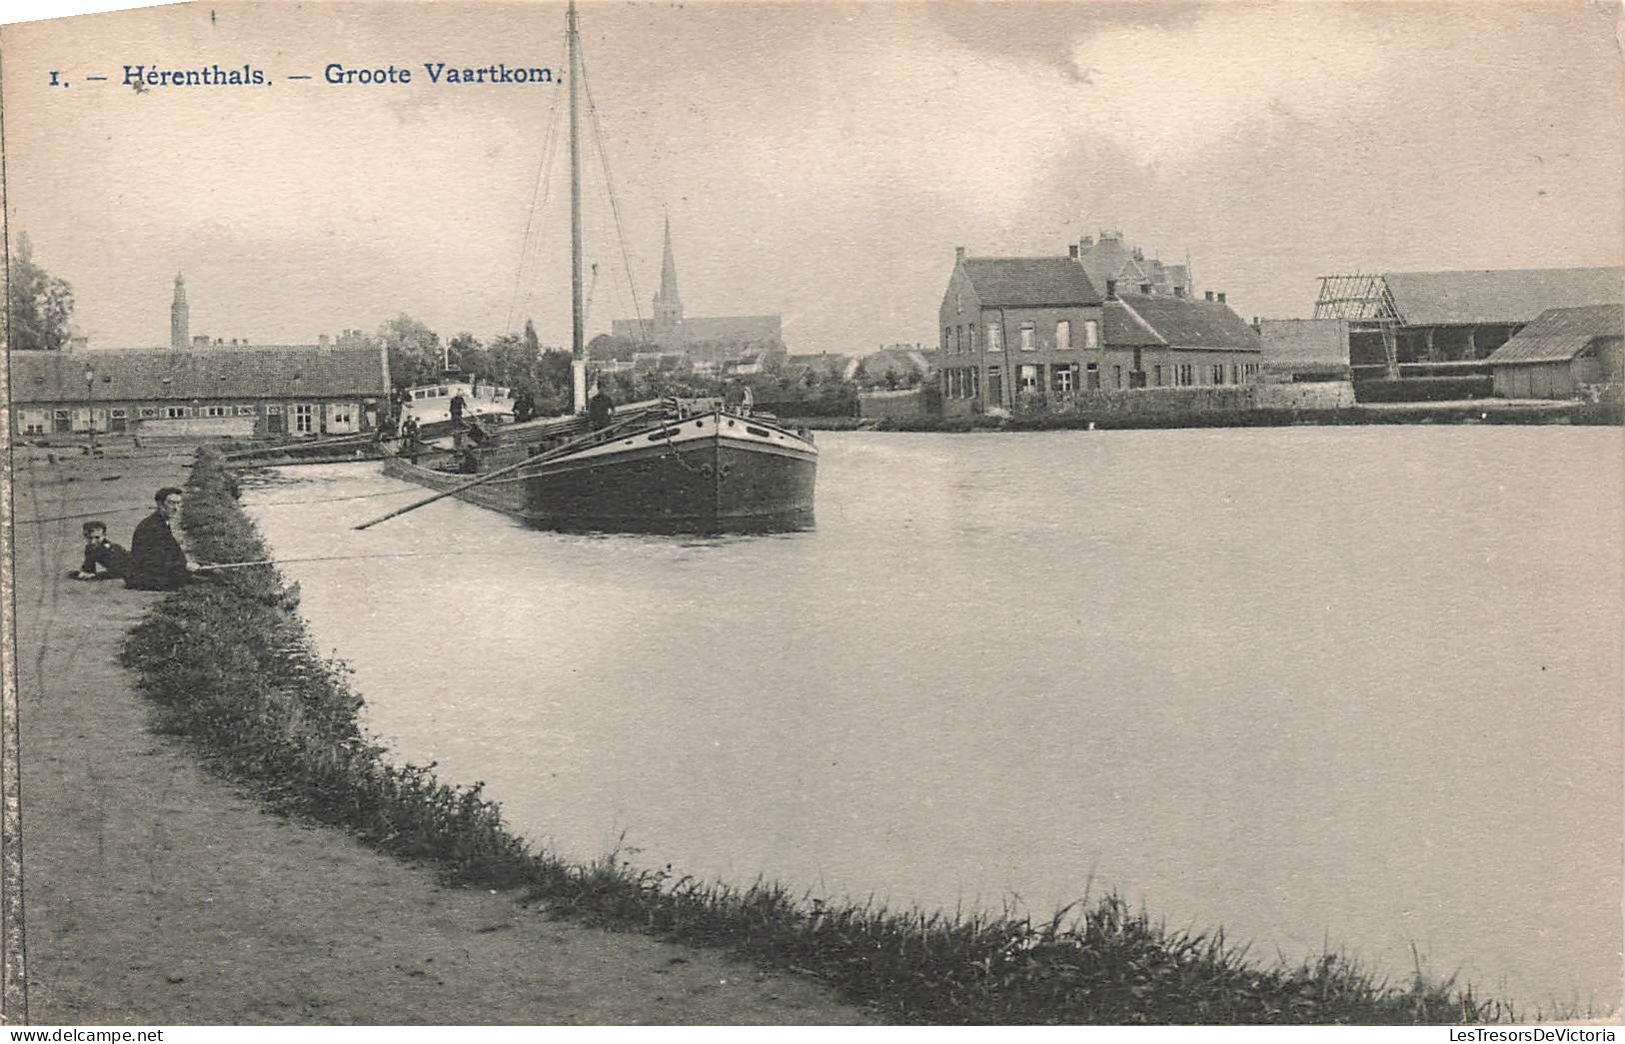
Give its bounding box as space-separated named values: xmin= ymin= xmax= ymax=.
xmin=1 ymin=0 xmax=1621 ymax=1030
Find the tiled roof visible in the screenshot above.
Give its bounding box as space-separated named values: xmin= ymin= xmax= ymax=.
xmin=1485 ymin=304 xmax=1623 ymax=365
xmin=1382 ymin=267 xmax=1624 ymax=326
xmin=1105 ymin=294 xmax=1263 ymax=352
xmin=961 ymin=257 xmax=1102 ymax=308
xmin=9 ymin=345 xmax=390 ymax=404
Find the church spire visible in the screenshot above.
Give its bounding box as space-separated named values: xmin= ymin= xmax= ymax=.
xmin=650 ymin=214 xmax=683 ymax=348
xmin=656 ymin=214 xmax=680 ymax=311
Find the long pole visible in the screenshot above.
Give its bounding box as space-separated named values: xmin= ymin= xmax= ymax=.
xmin=568 ymin=0 xmax=587 ymax=413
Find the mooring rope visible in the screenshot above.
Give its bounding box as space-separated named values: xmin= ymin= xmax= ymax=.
xmin=196 ymin=550 xmax=506 ymax=572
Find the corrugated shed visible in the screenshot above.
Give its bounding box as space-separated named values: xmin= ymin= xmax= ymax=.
xmin=961 ymin=257 xmax=1102 ymax=308
xmin=1382 ymin=267 xmax=1624 ymax=326
xmin=1107 ymin=294 xmax=1263 ymax=352
xmin=1258 ymin=318 xmax=1350 ymax=368
xmin=1485 ymin=304 xmax=1623 ymax=365
xmin=10 ymin=346 xmax=389 ymax=403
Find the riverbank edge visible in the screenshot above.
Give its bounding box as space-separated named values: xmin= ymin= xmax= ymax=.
xmin=785 ymin=399 xmax=1621 ymax=432
xmin=120 ymin=447 xmax=1516 ymax=1025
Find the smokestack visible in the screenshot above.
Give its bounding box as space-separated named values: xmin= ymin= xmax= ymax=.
xmin=955 ymin=246 xmax=966 ymax=262
xmin=1205 ymin=291 xmax=1215 ymax=302
xmin=1105 ymin=279 xmax=1118 ymax=300
xmin=1069 ymin=244 xmax=1079 ymax=258
xmin=1217 ymin=292 xmax=1227 ymax=305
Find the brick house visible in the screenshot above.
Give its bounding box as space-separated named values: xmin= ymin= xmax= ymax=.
xmin=10 ymin=344 xmax=391 ymax=439
xmin=938 ymin=248 xmax=1106 ymax=409
xmin=1102 ymin=285 xmax=1264 ymax=390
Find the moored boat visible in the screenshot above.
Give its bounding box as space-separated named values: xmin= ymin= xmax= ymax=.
xmin=383 ymin=401 xmax=816 ymax=532
xmin=376 ymin=0 xmax=816 ymax=534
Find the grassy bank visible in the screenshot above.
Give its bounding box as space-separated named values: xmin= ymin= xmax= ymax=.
xmin=119 ymin=448 xmax=1520 ymax=1024
xmin=869 ymin=401 xmax=1617 ymax=433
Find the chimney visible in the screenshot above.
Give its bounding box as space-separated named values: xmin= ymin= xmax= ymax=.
xmin=1105 ymin=279 xmax=1118 ymax=300
xmin=1205 ymin=291 xmax=1215 ymax=302
xmin=1174 ymin=286 xmax=1186 ymax=298
xmin=1068 ymin=244 xmax=1079 ymax=258
xmin=1081 ymin=235 xmax=1094 ymax=249
xmin=955 ymin=246 xmax=966 ymax=262
xmin=1139 ymin=282 xmax=1153 ymax=295
xmin=1217 ymin=292 xmax=1227 ymax=305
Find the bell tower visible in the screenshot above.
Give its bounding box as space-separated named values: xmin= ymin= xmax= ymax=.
xmin=650 ymin=216 xmax=684 ymax=349
xmin=170 ymin=273 xmax=189 ymax=350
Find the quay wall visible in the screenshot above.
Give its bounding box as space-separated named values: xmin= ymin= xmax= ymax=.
xmin=113 ymin=447 xmax=1515 ymax=1025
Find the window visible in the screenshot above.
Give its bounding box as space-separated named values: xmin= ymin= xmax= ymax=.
xmin=1211 ymin=364 xmax=1225 ymax=385
xmin=266 ymin=404 xmax=282 ymax=415
xmin=1019 ymin=364 xmax=1040 ymax=392
xmin=955 ymin=290 xmax=963 ymax=315
xmin=203 ymin=405 xmax=230 ymax=418
xmin=986 ymin=322 xmax=1002 ymax=352
xmin=54 ymin=409 xmax=70 ymax=421
xmin=1053 ymin=365 xmax=1075 ymax=393
xmin=1082 ymin=320 xmax=1099 ymax=349
xmin=948 ymin=370 xmax=961 ymax=398
xmin=18 ymin=409 xmax=47 ymax=435
xmin=1153 ymin=365 xmax=1164 ymax=387
xmin=1114 ymin=365 xmax=1124 ymax=389
xmin=139 ymin=406 xmax=158 ymax=419
xmin=1085 ymin=361 xmax=1100 ymax=390
xmin=970 ymin=368 xmax=980 ymax=399
xmin=1056 ymin=320 xmax=1071 ymax=350
xmin=110 ymin=408 xmax=128 ymax=419
xmin=968 ymin=325 xmax=977 ymax=351
xmin=1177 ymin=364 xmax=1195 ymax=387
xmin=1019 ymin=322 xmax=1035 ymax=351
xmin=293 ymin=403 xmax=315 ymax=434
xmin=956 ymin=326 xmax=965 ymax=354
xmin=162 ymin=406 xmax=191 ymax=419
xmin=237 ymin=405 xmax=257 ymax=416
xmin=943 ymin=327 xmax=951 ymax=353
xmin=1230 ymin=364 xmax=1239 ymax=384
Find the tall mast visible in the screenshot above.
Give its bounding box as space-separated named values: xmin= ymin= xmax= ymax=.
xmin=567 ymin=0 xmax=588 ymax=411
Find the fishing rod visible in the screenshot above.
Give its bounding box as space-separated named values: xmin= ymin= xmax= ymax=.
xmin=195 ymin=549 xmax=501 ymax=572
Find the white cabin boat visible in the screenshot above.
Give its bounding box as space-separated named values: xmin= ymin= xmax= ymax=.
xmin=400 ymin=375 xmax=513 ymax=430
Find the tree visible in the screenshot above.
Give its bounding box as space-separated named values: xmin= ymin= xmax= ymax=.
xmin=523 ymin=318 xmax=541 ymax=356
xmin=448 ymin=332 xmax=485 ymax=377
xmin=7 ymin=233 xmax=75 ymax=351
xmin=379 ymin=314 xmax=442 ymax=389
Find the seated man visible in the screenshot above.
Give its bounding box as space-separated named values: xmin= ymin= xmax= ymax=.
xmin=70 ymin=520 xmax=129 ymax=580
xmin=125 ymin=486 xmax=200 ymax=591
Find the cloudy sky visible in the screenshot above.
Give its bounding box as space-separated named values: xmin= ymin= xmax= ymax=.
xmin=3 ymin=0 xmax=1621 ymax=354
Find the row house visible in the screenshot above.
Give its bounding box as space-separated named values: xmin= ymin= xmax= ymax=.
xmin=1102 ymin=285 xmax=1265 ymax=389
xmin=11 ymin=344 xmax=391 ymax=439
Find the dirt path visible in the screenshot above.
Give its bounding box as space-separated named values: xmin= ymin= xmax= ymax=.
xmin=10 ymin=445 xmax=872 ymax=1025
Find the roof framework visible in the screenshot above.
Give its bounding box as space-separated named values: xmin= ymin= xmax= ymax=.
xmin=1313 ymin=273 xmax=1403 ymax=324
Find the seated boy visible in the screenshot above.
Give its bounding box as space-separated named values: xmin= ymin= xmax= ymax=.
xmin=70 ymin=520 xmax=130 ymax=580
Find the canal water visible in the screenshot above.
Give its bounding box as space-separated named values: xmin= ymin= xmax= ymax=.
xmin=243 ymin=427 xmax=1622 ymax=1010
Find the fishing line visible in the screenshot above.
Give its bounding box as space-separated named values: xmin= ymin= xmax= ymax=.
xmin=14 ymin=487 xmax=420 ymax=526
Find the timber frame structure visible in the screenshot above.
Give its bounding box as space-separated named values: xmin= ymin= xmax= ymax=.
xmin=1313 ymin=273 xmax=1402 ymax=378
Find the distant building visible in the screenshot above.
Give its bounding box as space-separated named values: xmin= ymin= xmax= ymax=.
xmin=1486 ymin=304 xmax=1623 ymax=399
xmin=1257 ymin=318 xmax=1352 ymax=380
xmin=1311 ymin=266 xmax=1625 ymax=376
xmin=1073 ymin=230 xmax=1192 ymax=300
xmin=609 ymin=218 xmax=785 ymax=362
xmin=11 ymin=345 xmax=391 ymax=439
